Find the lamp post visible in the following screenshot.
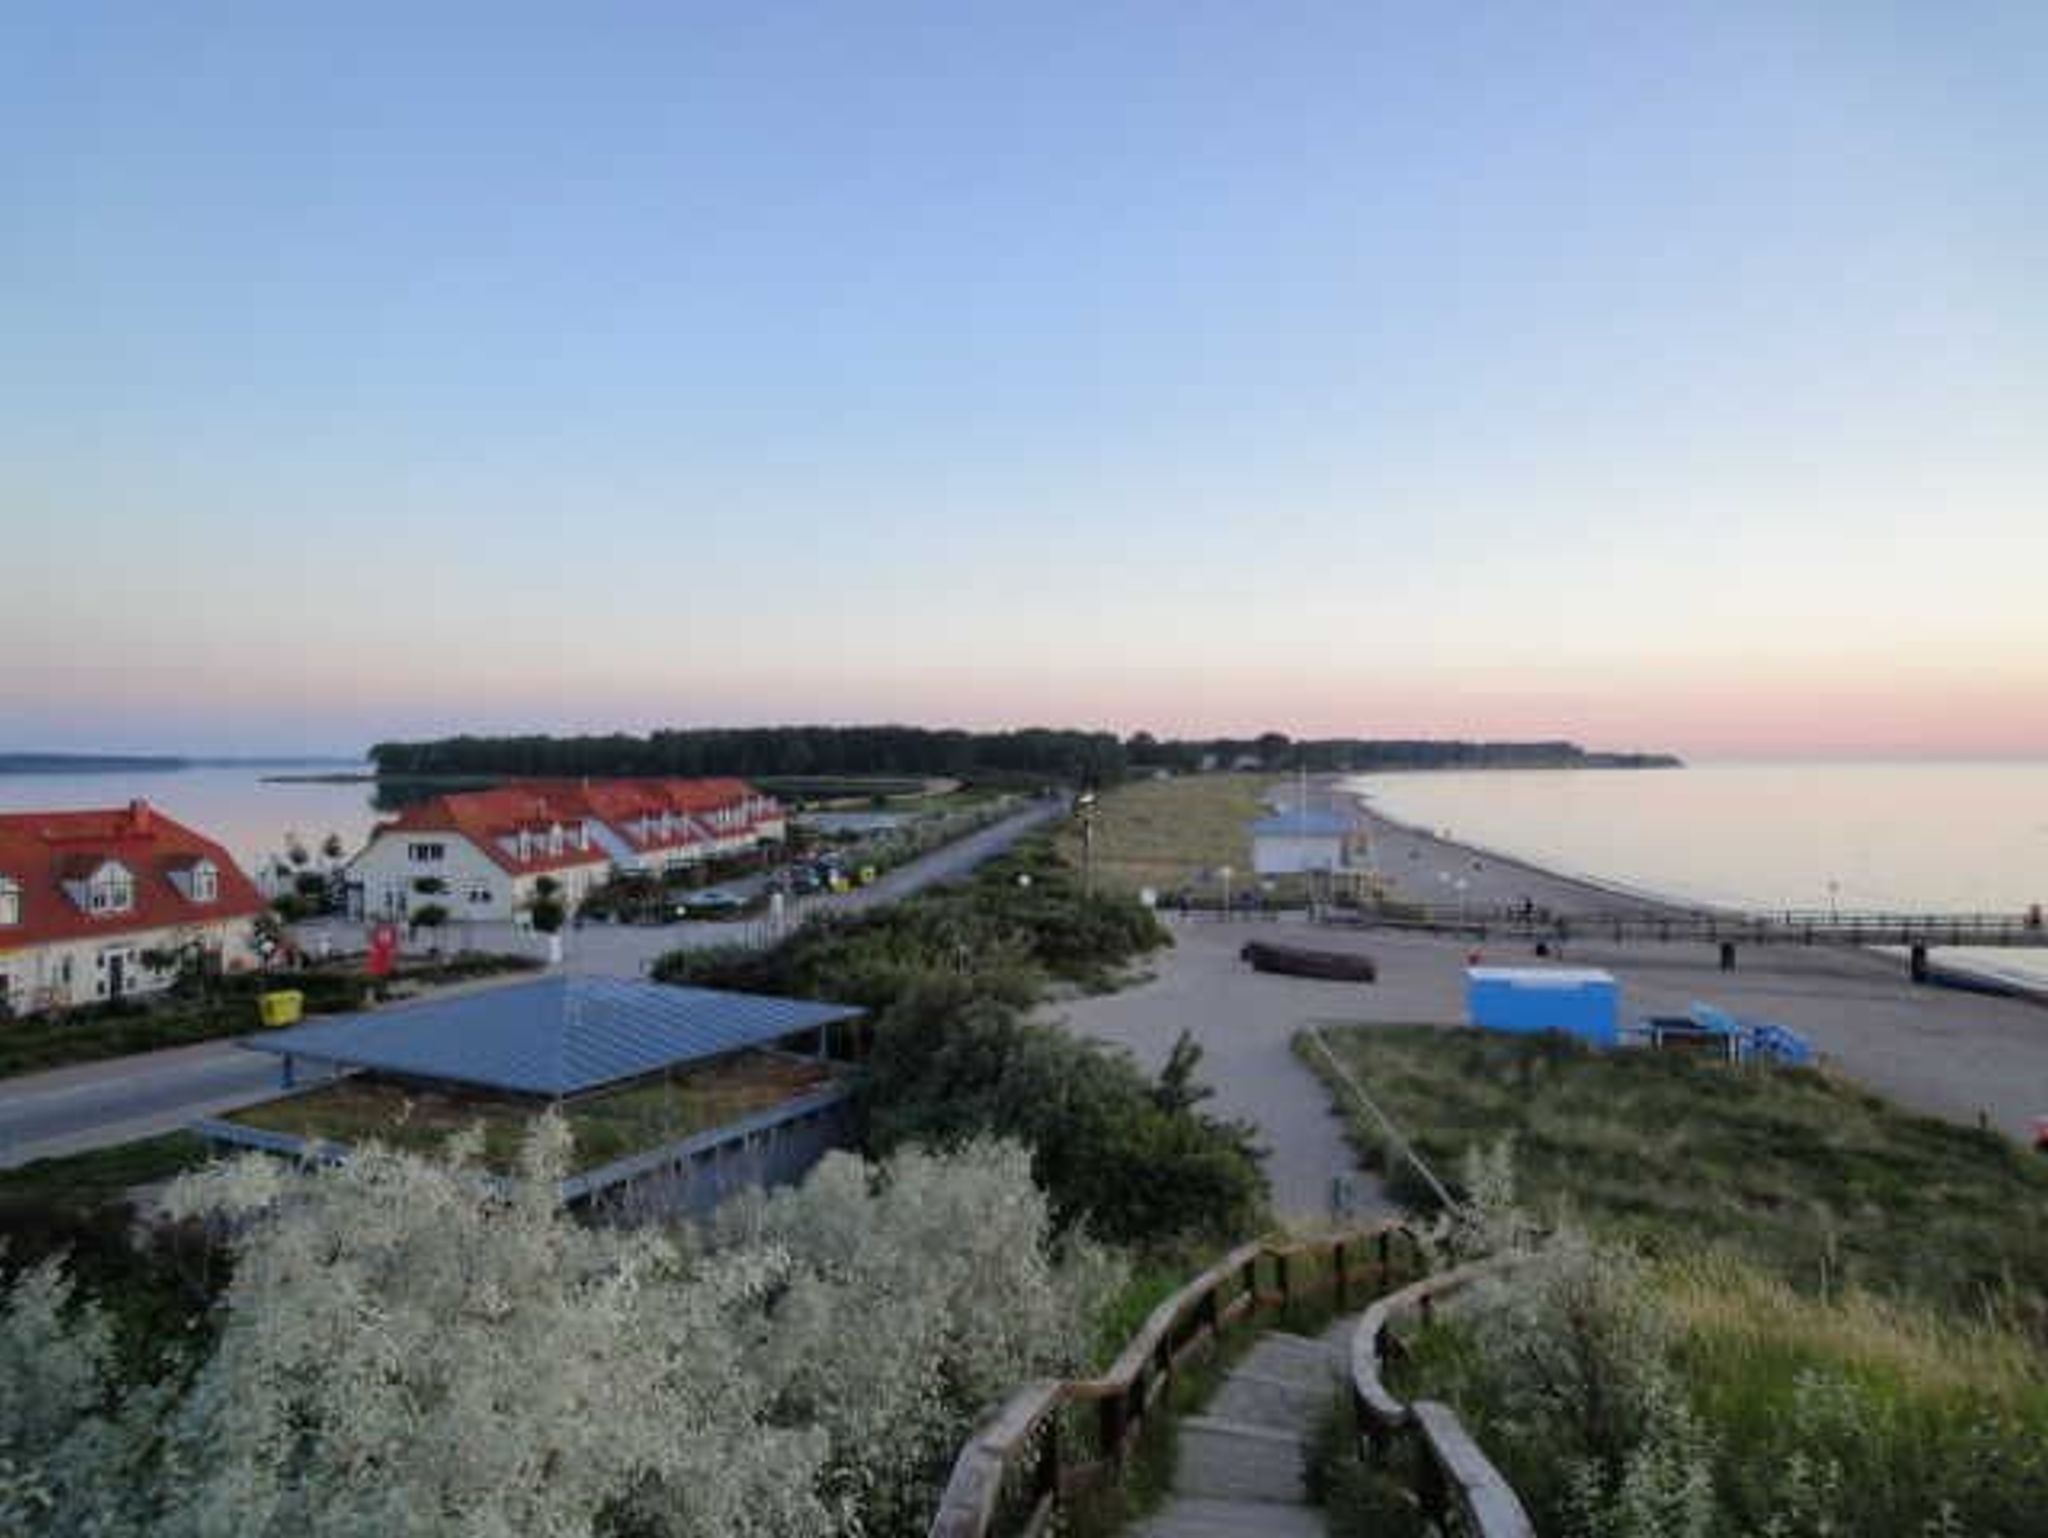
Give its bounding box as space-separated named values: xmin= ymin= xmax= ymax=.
xmin=1827 ymin=878 xmax=1840 ymax=919
xmin=1074 ymin=791 xmax=1098 ymax=896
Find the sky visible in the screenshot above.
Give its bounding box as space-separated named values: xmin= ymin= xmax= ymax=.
xmin=4 ymin=3 xmax=2045 ymax=759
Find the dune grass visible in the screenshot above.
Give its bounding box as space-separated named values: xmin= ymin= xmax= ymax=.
xmin=1050 ymin=773 xmax=1277 ymax=895
xmin=1311 ymin=1024 xmax=2048 ymax=1535
xmin=1303 ymin=1023 xmax=2048 ymax=1326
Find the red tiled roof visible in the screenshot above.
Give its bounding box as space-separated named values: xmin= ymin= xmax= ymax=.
xmin=520 ymin=777 xmax=783 ymax=855
xmin=365 ymin=779 xmax=784 ymax=873
xmin=0 ymin=802 xmax=265 ymax=949
xmin=373 ymin=788 xmax=614 ymax=876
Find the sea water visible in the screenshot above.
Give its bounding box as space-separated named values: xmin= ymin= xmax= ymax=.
xmin=0 ymin=764 xmax=380 ymax=876
xmin=1347 ymin=759 xmax=2048 ymax=990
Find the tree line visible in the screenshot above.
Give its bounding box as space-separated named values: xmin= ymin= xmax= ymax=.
xmin=368 ymin=726 xmax=1678 ymax=786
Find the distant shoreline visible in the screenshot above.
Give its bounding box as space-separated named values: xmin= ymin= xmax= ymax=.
xmin=0 ymin=753 xmax=362 ymax=776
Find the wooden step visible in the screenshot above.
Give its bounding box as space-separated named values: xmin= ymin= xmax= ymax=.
xmin=1174 ymin=1415 xmax=1309 ymax=1504
xmin=1208 ymin=1368 xmax=1328 ymax=1434
xmin=1127 ymin=1494 xmax=1329 ymax=1538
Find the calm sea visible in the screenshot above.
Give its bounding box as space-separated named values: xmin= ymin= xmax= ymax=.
xmin=1346 ymin=760 xmax=2048 ymax=989
xmin=0 ymin=765 xmax=382 ymax=877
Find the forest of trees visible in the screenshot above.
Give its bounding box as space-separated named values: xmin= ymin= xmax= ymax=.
xmin=368 ymin=726 xmax=1679 ymax=786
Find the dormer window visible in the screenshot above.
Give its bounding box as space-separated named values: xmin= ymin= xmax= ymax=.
xmin=0 ymin=877 xmax=18 ymax=927
xmin=89 ymin=863 xmax=135 ymax=914
xmin=191 ymin=861 xmax=218 ymax=902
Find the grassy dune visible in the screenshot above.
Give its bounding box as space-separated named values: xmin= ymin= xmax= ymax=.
xmin=1050 ymin=773 xmax=1276 ymax=895
xmin=1309 ymin=1026 xmax=2048 ymax=1534
xmin=1304 ymin=1023 xmax=2048 ymax=1323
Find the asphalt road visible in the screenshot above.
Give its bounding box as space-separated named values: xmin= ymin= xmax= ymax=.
xmin=0 ymin=798 xmax=1066 ymax=1170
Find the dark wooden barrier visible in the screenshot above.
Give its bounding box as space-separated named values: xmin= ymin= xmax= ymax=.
xmin=926 ymin=1221 xmax=1425 ymax=1538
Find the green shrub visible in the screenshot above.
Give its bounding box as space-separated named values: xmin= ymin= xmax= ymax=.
xmin=862 ymin=977 xmax=1264 ymax=1248
xmin=656 ymin=851 xmax=1243 ymax=1249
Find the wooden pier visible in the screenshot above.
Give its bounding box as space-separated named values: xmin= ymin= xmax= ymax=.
xmin=1339 ymin=905 xmax=2048 ymax=981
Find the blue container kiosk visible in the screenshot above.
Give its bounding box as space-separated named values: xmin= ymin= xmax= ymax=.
xmin=1465 ymin=966 xmax=1621 ymax=1048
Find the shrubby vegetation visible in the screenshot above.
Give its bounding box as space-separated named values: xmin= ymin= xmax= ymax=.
xmin=1388 ymin=1142 xmax=2048 ymax=1537
xmin=0 ymin=1130 xmax=1116 ymax=1537
xmin=657 ymin=843 xmax=1266 ymax=1247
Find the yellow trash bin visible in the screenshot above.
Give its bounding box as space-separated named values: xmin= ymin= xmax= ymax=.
xmin=257 ymin=990 xmax=304 ymax=1028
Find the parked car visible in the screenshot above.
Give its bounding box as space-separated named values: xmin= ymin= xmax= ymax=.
xmin=682 ymin=888 xmax=748 ymax=917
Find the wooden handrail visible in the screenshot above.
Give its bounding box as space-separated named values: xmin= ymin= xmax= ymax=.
xmin=1349 ymin=1255 xmax=1535 ymax=1538
xmin=1411 ymin=1402 xmax=1537 ymax=1538
xmin=927 ymin=1220 xmax=1423 ymax=1538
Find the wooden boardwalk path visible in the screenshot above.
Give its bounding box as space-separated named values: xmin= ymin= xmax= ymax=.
xmin=1129 ymin=1319 xmax=1351 ymax=1538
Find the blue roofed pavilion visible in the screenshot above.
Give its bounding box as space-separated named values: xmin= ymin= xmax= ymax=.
xmin=241 ymin=976 xmax=862 ymax=1099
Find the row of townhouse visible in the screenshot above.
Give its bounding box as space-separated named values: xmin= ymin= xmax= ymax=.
xmin=0 ymin=801 xmax=266 ymax=1014
xmin=345 ymin=778 xmax=787 ymax=922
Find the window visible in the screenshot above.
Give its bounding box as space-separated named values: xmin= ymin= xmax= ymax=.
xmin=89 ymin=865 xmax=135 ymax=913
xmin=407 ymin=842 xmax=446 ymax=864
xmin=0 ymin=877 xmax=17 ymax=926
xmin=468 ymin=884 xmax=492 ymax=905
xmin=191 ymin=861 xmax=218 ymax=902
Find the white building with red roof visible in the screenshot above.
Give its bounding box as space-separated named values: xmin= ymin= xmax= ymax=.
xmin=344 ymin=778 xmax=784 ymax=921
xmin=346 ymin=787 xmax=612 ymax=922
xmin=0 ymin=800 xmax=266 ymax=1014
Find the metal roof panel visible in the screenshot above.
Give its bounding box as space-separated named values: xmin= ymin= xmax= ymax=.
xmin=243 ymin=976 xmax=862 ymax=1097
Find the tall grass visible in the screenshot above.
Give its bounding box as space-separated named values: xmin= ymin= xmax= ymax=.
xmin=1306 ymin=1026 xmax=2048 ymax=1535
xmin=1303 ymin=1024 xmax=2048 ymax=1332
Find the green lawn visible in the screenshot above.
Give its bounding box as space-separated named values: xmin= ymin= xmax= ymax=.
xmin=226 ymin=1052 xmax=842 ymax=1174
xmin=1301 ymin=1023 xmax=2048 ymax=1322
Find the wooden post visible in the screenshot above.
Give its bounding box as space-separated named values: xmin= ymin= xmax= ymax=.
xmin=1416 ymin=1439 xmax=1447 ymax=1523
xmin=1099 ymin=1390 xmax=1128 ymax=1471
xmin=1276 ymin=1251 xmax=1292 ymax=1308
xmin=1034 ymin=1414 xmax=1060 ymax=1514
xmin=1333 ymin=1239 xmax=1348 ymax=1310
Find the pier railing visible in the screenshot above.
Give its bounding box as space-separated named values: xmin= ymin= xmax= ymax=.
xmin=926 ymin=1222 xmax=1426 ymax=1538
xmin=1340 ymin=904 xmax=2048 ymax=952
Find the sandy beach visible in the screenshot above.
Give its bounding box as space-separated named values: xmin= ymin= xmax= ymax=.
xmin=1053 ymin=799 xmax=2048 ymax=1225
